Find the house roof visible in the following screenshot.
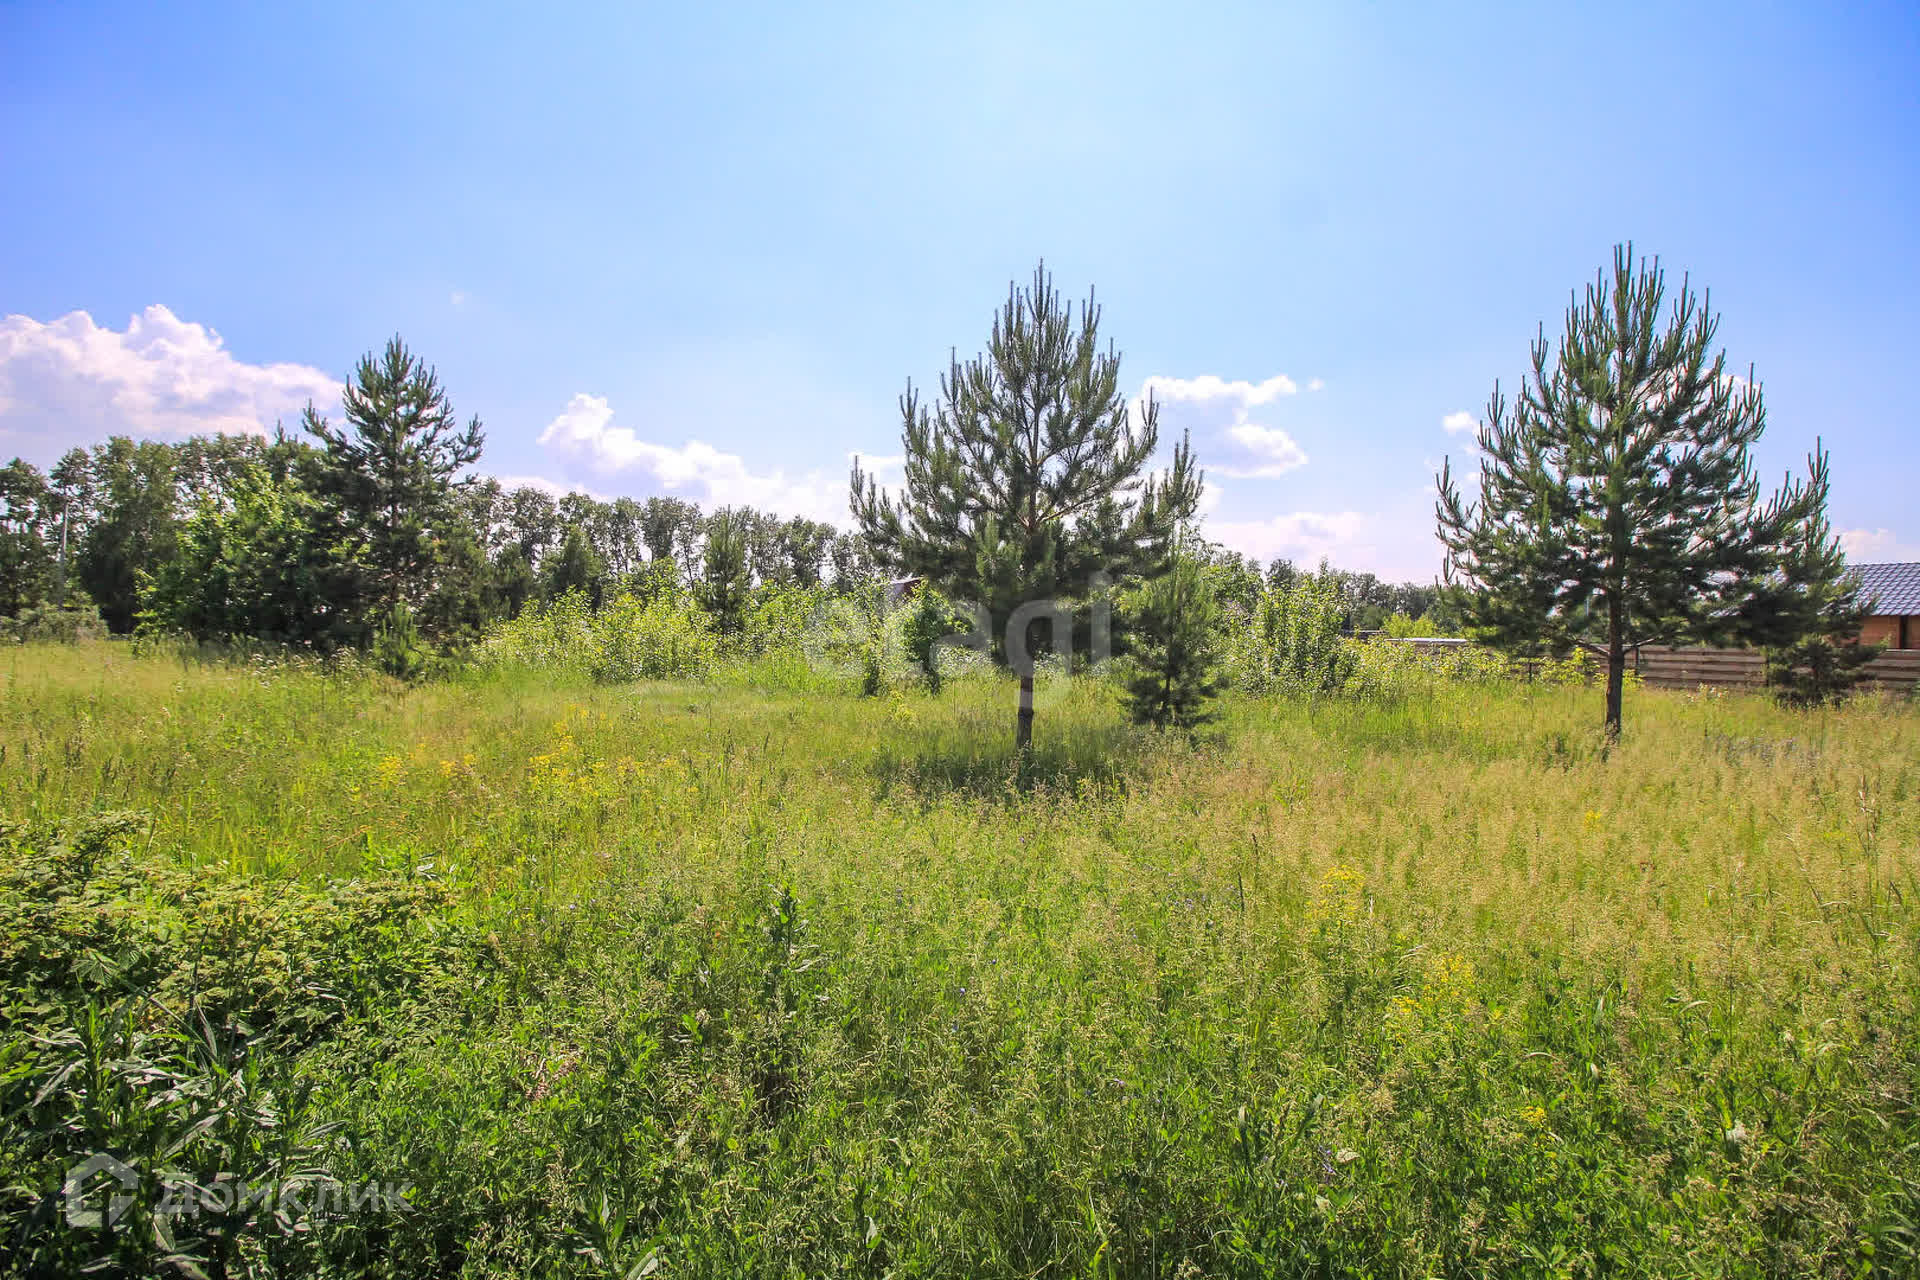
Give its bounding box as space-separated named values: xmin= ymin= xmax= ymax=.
xmin=1850 ymin=562 xmax=1920 ymax=615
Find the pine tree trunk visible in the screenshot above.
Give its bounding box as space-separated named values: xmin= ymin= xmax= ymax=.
xmin=1604 ymin=597 xmax=1626 ymax=738
xmin=1016 ymin=672 xmax=1034 ymax=752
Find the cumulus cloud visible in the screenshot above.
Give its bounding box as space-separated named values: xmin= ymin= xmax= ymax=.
xmin=537 ymin=392 xmax=849 ymax=523
xmin=1142 ymin=373 xmax=1299 ymax=406
xmin=1138 ymin=371 xmax=1315 ymax=481
xmin=1220 ymin=423 xmax=1309 ymax=478
xmin=1441 ymin=411 xmax=1478 ymax=435
xmin=1841 ymin=528 xmax=1920 ymax=564
xmin=0 ymin=306 xmax=339 ymax=462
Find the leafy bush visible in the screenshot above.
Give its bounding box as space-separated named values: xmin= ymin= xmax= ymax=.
xmin=0 ymin=603 xmax=107 ymax=645
xmin=1226 ymin=572 xmax=1360 ymax=695
xmin=479 ymin=586 xmax=718 ymax=683
xmin=901 ymin=585 xmax=967 ymax=693
xmin=0 ymin=812 xmax=492 ymax=1277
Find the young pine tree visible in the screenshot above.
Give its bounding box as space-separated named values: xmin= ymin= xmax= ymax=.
xmin=1436 ymin=244 xmax=1834 ymax=736
xmin=302 ymin=336 xmax=484 ymax=624
xmin=1121 ymin=535 xmax=1223 ymax=728
xmin=851 ymin=262 xmax=1201 ymax=751
xmin=1751 ymin=455 xmax=1879 ymax=706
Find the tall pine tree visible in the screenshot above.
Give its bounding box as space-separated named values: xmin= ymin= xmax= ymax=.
xmin=1436 ymin=245 xmax=1834 ymax=736
xmin=852 ymin=263 xmax=1201 ymax=750
xmin=302 ymin=336 xmax=484 ymax=623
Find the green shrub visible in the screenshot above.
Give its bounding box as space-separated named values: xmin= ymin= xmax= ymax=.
xmin=0 ymin=603 xmax=107 ymax=645
xmin=1227 ymin=571 xmax=1359 ymax=695
xmin=479 ymin=586 xmax=718 ymax=683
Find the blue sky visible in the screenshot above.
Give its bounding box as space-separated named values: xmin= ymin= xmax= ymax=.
xmin=3 ymin=1 xmax=1915 ymax=580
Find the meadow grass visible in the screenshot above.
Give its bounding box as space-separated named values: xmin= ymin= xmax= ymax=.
xmin=2 ymin=642 xmax=1917 ymax=1276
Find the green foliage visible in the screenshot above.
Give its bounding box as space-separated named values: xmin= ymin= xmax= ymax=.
xmin=1380 ymin=610 xmax=1443 ymax=638
xmin=0 ymin=458 xmax=55 ymax=616
xmin=543 ymin=523 xmax=602 ymax=604
xmin=803 ymin=575 xmax=899 ymax=696
xmin=901 ymin=584 xmax=963 ymax=692
xmin=0 ymin=811 xmax=490 ymax=1278
xmin=1437 ymin=244 xmax=1839 ymax=735
xmin=3 ymin=648 xmax=1919 ymax=1274
xmin=139 ymin=463 xmax=343 ymax=646
xmin=481 ymin=586 xmax=719 ymax=682
xmin=77 ymin=438 xmax=181 ymax=633
xmin=1120 ymin=537 xmax=1223 ymax=727
xmin=373 ymin=598 xmax=431 ymax=680
xmin=1228 ymin=567 xmax=1361 ymax=696
xmin=302 ymin=335 xmax=485 ymax=618
xmin=1761 ymin=467 xmax=1879 ymax=707
xmin=0 ymin=602 xmax=106 ymax=645
xmin=699 ymin=508 xmax=753 ymax=635
xmin=852 ymin=262 xmax=1202 ymax=747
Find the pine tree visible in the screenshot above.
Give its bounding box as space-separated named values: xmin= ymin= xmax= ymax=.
xmin=699 ymin=507 xmax=752 ymax=635
xmin=1122 ymin=534 xmax=1223 ymax=728
xmin=302 ymin=336 xmax=484 ymax=621
xmin=1437 ymin=244 xmax=1833 ymax=736
xmin=372 ymin=598 xmax=430 ymax=680
xmin=852 ymin=262 xmax=1201 ymax=750
xmin=1753 ymin=454 xmax=1878 ymax=706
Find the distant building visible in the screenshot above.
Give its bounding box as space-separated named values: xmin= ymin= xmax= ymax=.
xmin=1851 ymin=562 xmax=1920 ymax=650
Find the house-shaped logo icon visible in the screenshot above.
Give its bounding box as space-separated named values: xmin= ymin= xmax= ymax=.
xmin=63 ymin=1153 xmax=138 ymax=1229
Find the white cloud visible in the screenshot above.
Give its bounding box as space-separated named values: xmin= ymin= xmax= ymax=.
xmin=0 ymin=306 xmax=339 ymax=462
xmin=449 ymin=290 xmax=468 ymax=307
xmin=537 ymin=392 xmax=849 ymax=523
xmin=1441 ymin=410 xmax=1478 ymax=436
xmin=850 ymin=450 xmax=905 ymax=477
xmin=1219 ymin=422 xmax=1309 ymax=478
xmin=1137 ymin=371 xmax=1317 ymax=482
xmin=1204 ymin=492 xmax=1447 ymax=583
xmin=1205 ymin=510 xmax=1371 ymax=567
xmin=1307 ymin=378 xmax=1325 ymax=392
xmin=1141 ymin=373 xmax=1299 ymax=406
xmin=1841 ymin=528 xmax=1920 ymax=563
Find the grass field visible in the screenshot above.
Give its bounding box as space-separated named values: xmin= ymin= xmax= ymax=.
xmin=4 ymin=643 xmax=1918 ymax=1277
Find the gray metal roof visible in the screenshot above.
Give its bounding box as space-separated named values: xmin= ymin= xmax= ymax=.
xmin=1850 ymin=562 xmax=1920 ymax=616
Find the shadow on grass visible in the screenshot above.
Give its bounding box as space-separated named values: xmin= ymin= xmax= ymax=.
xmin=867 ymin=711 xmax=1159 ymax=803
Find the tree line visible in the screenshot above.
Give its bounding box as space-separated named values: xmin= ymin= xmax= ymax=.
xmin=0 ymin=340 xmax=883 ymax=649
xmin=0 ymin=344 xmax=1450 ymax=658
xmin=3 ymin=248 xmax=1873 ymax=740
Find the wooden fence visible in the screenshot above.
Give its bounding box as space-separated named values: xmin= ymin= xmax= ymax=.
xmin=1634 ymin=645 xmax=1920 ymax=693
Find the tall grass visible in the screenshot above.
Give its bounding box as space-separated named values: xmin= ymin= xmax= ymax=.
xmin=2 ymin=641 xmax=1916 ymax=1276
